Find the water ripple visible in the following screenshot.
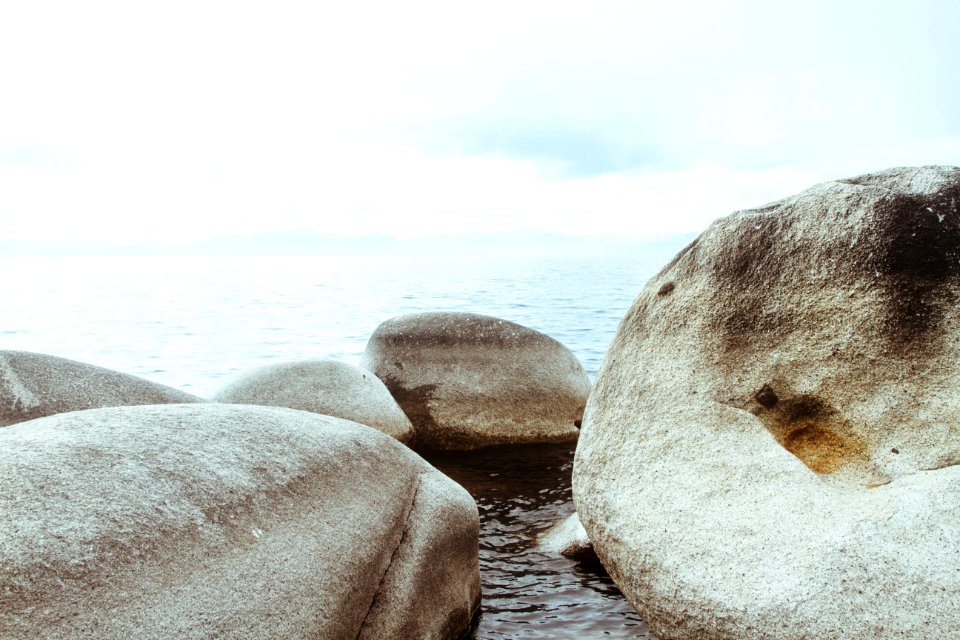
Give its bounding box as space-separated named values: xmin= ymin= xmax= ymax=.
xmin=428 ymin=444 xmax=654 ymax=639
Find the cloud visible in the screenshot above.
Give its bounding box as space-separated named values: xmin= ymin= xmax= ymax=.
xmin=0 ymin=1 xmax=957 ymax=247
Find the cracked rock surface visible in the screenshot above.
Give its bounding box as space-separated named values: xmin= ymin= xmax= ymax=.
xmin=0 ymin=403 xmax=480 ymax=639
xmin=574 ymin=166 xmax=960 ymax=639
xmin=362 ymin=312 xmax=591 ymax=450
xmin=0 ymin=350 xmax=203 ymax=426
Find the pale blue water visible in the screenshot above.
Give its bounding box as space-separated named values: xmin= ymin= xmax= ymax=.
xmin=0 ymin=253 xmax=681 ymax=638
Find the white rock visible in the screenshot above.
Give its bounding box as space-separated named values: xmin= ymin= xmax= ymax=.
xmin=213 ymin=359 xmax=414 ymax=443
xmin=574 ymin=166 xmax=960 ymax=639
xmin=0 ymin=403 xmax=480 ymax=639
xmin=537 ymin=512 xmax=593 ymax=559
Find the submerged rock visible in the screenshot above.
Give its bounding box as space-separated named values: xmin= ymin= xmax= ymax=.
xmin=537 ymin=512 xmax=594 ymax=560
xmin=361 ymin=312 xmax=591 ymax=450
xmin=213 ymin=359 xmax=414 ymax=443
xmin=0 ymin=403 xmax=480 ymax=639
xmin=0 ymin=350 xmax=202 ymax=426
xmin=574 ymin=166 xmax=960 ymax=639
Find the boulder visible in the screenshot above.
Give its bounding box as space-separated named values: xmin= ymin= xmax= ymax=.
xmin=0 ymin=403 xmax=480 ymax=639
xmin=0 ymin=350 xmax=203 ymax=426
xmin=536 ymin=512 xmax=594 ymax=560
xmin=213 ymin=359 xmax=414 ymax=443
xmin=361 ymin=312 xmax=591 ymax=450
xmin=573 ymin=166 xmax=960 ymax=639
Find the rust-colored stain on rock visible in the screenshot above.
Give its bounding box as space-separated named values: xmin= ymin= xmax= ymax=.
xmin=753 ymin=393 xmax=872 ymax=480
xmin=782 ymin=424 xmax=856 ymax=475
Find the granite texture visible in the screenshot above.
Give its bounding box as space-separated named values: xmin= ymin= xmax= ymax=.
xmin=213 ymin=358 xmax=413 ymax=443
xmin=0 ymin=350 xmax=203 ymax=426
xmin=361 ymin=312 xmax=591 ymax=450
xmin=574 ymin=166 xmax=960 ymax=639
xmin=0 ymin=403 xmax=480 ymax=639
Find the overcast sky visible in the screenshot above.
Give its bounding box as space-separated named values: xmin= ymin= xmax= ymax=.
xmin=1 ymin=0 xmax=957 ymax=246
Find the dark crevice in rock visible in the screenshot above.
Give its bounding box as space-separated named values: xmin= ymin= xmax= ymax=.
xmin=754 ymin=384 xmax=779 ymax=408
xmin=355 ymin=472 xmax=425 ymax=639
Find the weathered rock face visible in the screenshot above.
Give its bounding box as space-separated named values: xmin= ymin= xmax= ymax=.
xmin=0 ymin=404 xmax=480 ymax=640
xmin=0 ymin=350 xmax=203 ymax=426
xmin=573 ymin=166 xmax=960 ymax=639
xmin=361 ymin=312 xmax=591 ymax=450
xmin=213 ymin=359 xmax=414 ymax=444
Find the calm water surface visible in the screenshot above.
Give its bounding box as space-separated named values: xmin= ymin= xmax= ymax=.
xmin=1 ymin=254 xmax=680 ymax=638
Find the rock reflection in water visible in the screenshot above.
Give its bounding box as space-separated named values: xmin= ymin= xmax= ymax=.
xmin=426 ymin=443 xmax=654 ymax=639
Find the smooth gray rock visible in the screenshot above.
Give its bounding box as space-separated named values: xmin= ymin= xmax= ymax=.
xmin=213 ymin=359 xmax=414 ymax=443
xmin=361 ymin=312 xmax=591 ymax=450
xmin=0 ymin=403 xmax=480 ymax=639
xmin=537 ymin=512 xmax=594 ymax=560
xmin=0 ymin=350 xmax=203 ymax=426
xmin=574 ymin=166 xmax=960 ymax=639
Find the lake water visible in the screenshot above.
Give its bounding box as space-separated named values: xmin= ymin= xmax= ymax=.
xmin=1 ymin=252 xmax=683 ymax=638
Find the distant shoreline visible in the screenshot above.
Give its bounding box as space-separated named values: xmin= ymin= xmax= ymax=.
xmin=0 ymin=230 xmax=697 ymax=258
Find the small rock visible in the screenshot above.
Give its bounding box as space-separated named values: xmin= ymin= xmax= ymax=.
xmin=537 ymin=512 xmax=595 ymax=560
xmin=213 ymin=359 xmax=414 ymax=443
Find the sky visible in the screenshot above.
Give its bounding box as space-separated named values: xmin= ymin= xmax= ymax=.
xmin=0 ymin=0 xmax=957 ymax=248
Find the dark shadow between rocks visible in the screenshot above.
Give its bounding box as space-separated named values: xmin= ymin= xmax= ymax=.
xmin=379 ymin=376 xmax=439 ymax=446
xmin=425 ymin=443 xmax=653 ymax=639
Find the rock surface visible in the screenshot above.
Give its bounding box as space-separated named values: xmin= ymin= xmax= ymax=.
xmin=0 ymin=403 xmax=480 ymax=639
xmin=0 ymin=350 xmax=203 ymax=426
xmin=361 ymin=312 xmax=591 ymax=450
xmin=213 ymin=359 xmax=414 ymax=443
xmin=573 ymin=166 xmax=960 ymax=639
xmin=536 ymin=512 xmax=594 ymax=560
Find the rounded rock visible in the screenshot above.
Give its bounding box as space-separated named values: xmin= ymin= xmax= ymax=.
xmin=0 ymin=403 xmax=480 ymax=639
xmin=213 ymin=359 xmax=414 ymax=443
xmin=361 ymin=312 xmax=591 ymax=450
xmin=0 ymin=350 xmax=203 ymax=426
xmin=574 ymin=166 xmax=960 ymax=639
xmin=536 ymin=512 xmax=594 ymax=560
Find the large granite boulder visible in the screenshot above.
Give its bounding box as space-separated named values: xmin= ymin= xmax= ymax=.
xmin=361 ymin=312 xmax=591 ymax=450
xmin=213 ymin=359 xmax=414 ymax=444
xmin=0 ymin=403 xmax=480 ymax=639
xmin=0 ymin=350 xmax=203 ymax=426
xmin=573 ymin=166 xmax=960 ymax=639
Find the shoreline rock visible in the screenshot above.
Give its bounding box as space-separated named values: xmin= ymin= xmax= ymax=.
xmin=0 ymin=403 xmax=480 ymax=639
xmin=574 ymin=165 xmax=960 ymax=639
xmin=213 ymin=358 xmax=414 ymax=443
xmin=536 ymin=512 xmax=594 ymax=560
xmin=361 ymin=312 xmax=591 ymax=450
xmin=0 ymin=350 xmax=203 ymax=426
